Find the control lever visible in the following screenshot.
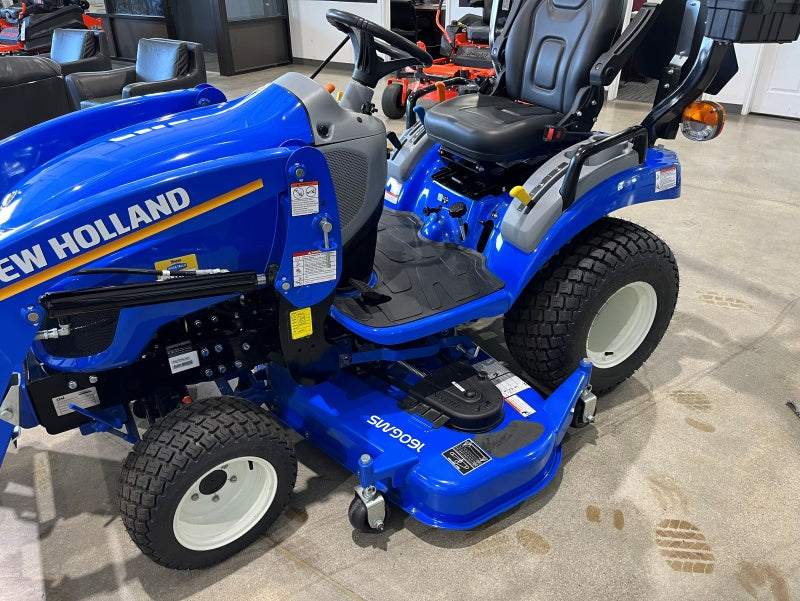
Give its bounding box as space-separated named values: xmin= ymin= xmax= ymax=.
xmin=319 ymin=216 xmax=333 ymax=267
xmin=448 ymin=202 xmax=468 ymax=241
xmin=423 ymin=205 xmax=443 ymax=217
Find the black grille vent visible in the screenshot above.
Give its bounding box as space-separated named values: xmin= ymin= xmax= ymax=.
xmin=323 ymin=149 xmax=368 ymax=230
xmin=41 ymin=309 xmax=120 ymax=358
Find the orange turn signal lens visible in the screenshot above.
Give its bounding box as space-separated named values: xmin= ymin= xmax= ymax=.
xmin=680 ymin=101 xmax=725 ymax=142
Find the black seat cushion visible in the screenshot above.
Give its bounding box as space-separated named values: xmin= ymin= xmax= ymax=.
xmin=425 ymin=94 xmax=562 ymax=163
xmin=466 ymin=23 xmax=490 ymax=43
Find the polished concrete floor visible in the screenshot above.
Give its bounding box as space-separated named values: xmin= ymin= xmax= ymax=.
xmin=2 ymin=64 xmax=799 ymax=601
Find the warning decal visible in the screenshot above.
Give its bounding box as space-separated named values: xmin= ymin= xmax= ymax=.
xmin=289 ymin=307 xmax=313 ymax=339
xmin=52 ymin=387 xmax=100 ymax=417
xmin=290 ymin=181 xmax=320 ymax=216
xmin=292 ymin=249 xmax=337 ymax=287
xmin=473 ymin=357 xmax=536 ymax=417
xmin=384 ymin=177 xmax=402 ymax=204
xmin=443 ymin=439 xmax=492 ymax=475
xmin=655 ymin=166 xmax=678 ymax=192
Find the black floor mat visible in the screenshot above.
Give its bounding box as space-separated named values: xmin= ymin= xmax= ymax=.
xmin=334 ymin=210 xmax=505 ymax=327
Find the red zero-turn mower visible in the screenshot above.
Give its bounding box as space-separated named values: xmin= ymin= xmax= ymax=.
xmin=0 ymin=0 xmax=101 ymax=54
xmin=381 ymin=0 xmax=499 ymax=119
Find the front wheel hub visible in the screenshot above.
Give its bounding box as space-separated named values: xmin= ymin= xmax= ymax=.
xmin=173 ymin=456 xmax=278 ymax=551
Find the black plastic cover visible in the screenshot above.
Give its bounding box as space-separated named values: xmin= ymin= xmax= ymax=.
xmin=706 ymin=0 xmax=800 ymax=43
xmin=407 ymin=361 xmax=505 ymax=432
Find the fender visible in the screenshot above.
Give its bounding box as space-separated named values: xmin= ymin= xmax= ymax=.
xmin=487 ymin=146 xmax=682 ymax=300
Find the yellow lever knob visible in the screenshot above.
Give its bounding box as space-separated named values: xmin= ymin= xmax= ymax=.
xmin=509 ymin=186 xmax=532 ymax=205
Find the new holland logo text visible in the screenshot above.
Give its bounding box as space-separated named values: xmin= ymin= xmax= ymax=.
xmin=0 ymin=188 xmax=191 ymax=283
xmin=366 ymin=415 xmax=425 ymax=452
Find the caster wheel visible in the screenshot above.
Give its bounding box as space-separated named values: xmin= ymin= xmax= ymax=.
xmin=118 ymin=396 xmax=297 ymax=569
xmin=381 ymin=83 xmax=406 ymax=119
xmin=348 ymin=493 xmax=390 ymax=533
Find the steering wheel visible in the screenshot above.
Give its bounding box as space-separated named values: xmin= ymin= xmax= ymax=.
xmin=326 ymin=9 xmax=433 ymax=88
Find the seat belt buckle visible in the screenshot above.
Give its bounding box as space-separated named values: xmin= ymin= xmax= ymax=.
xmin=543 ymin=125 xmax=567 ymax=142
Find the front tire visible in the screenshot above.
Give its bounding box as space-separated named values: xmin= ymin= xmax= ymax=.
xmin=504 ymin=218 xmax=679 ymax=393
xmin=381 ymin=83 xmax=406 ymax=119
xmin=119 ymin=396 xmax=297 ymax=569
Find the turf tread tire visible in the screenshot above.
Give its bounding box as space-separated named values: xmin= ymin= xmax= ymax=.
xmin=504 ymin=217 xmax=679 ymax=393
xmin=118 ymin=395 xmax=296 ymax=569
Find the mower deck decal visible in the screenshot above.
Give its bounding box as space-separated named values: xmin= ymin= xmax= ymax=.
xmin=0 ymin=179 xmax=264 ymax=302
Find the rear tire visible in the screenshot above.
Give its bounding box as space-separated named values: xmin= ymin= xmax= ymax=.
xmin=381 ymin=83 xmax=406 ymax=119
xmin=504 ymin=218 xmax=679 ymax=393
xmin=119 ymin=396 xmax=296 ymax=569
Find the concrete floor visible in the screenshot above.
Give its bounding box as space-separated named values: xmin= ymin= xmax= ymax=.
xmin=2 ymin=64 xmax=799 ymax=601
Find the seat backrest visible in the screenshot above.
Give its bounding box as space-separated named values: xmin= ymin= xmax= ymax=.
xmin=390 ymin=0 xmax=416 ymax=31
xmin=503 ymin=0 xmax=624 ymax=114
xmin=481 ymin=0 xmax=491 ymax=25
xmin=50 ymin=28 xmax=96 ymax=63
xmin=0 ymin=55 xmax=60 ymax=87
xmin=135 ymin=38 xmax=189 ymax=83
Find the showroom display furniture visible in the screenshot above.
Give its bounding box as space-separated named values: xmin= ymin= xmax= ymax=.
xmin=0 ymin=55 xmax=71 ymax=139
xmin=65 ymin=37 xmax=206 ymax=109
xmin=46 ymin=28 xmax=111 ymax=76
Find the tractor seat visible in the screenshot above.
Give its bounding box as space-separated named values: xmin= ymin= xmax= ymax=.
xmin=425 ymin=0 xmax=625 ymax=164
xmin=424 ymin=95 xmax=561 ymax=163
xmin=466 ymin=23 xmax=490 ymax=43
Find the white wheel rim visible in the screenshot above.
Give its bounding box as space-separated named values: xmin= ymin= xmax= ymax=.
xmin=173 ymin=456 xmax=278 ymax=551
xmin=586 ymin=281 xmax=658 ymax=369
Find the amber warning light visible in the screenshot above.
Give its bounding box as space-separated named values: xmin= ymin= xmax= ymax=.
xmin=681 ymin=101 xmax=726 ymax=142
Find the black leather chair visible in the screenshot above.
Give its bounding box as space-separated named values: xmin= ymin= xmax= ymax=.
xmin=424 ymin=0 xmax=625 ymax=164
xmin=46 ymin=28 xmax=110 ymax=75
xmin=0 ymin=56 xmax=72 ymax=139
xmin=65 ymin=37 xmax=206 ymax=109
xmin=390 ymin=0 xmax=420 ymax=43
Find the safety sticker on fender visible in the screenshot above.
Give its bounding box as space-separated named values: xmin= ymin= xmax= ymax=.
xmin=655 ymin=166 xmax=677 ymax=192
xmin=290 ymin=181 xmax=320 ymax=216
xmin=443 ymin=439 xmax=492 ymax=475
xmin=384 ymin=177 xmax=402 ymax=204
xmin=473 ymin=357 xmax=536 ymax=416
xmin=292 ymin=249 xmax=337 ymax=287
xmin=52 ymin=387 xmax=100 ymax=417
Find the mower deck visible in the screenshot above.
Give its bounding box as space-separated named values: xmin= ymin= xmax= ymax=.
xmin=266 ymin=353 xmax=592 ymax=529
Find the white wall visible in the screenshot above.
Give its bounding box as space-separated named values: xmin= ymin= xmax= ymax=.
xmin=289 ymin=0 xmax=390 ymax=62
xmin=708 ymin=44 xmax=761 ymax=107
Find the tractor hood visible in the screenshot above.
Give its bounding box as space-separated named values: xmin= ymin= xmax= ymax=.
xmin=0 ymin=82 xmax=314 ymax=230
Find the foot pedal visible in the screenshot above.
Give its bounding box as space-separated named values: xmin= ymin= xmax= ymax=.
xmin=400 ymin=361 xmax=504 ymax=432
xmin=348 ymin=278 xmax=391 ymax=306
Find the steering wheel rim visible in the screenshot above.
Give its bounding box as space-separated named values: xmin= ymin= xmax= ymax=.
xmin=326 ymin=9 xmax=433 ymax=87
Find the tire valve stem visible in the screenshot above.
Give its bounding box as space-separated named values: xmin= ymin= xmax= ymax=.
xmin=191 ymin=493 xmax=199 ymax=501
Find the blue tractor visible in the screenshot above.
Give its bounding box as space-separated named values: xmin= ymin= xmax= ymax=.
xmin=0 ymin=0 xmax=795 ymax=569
